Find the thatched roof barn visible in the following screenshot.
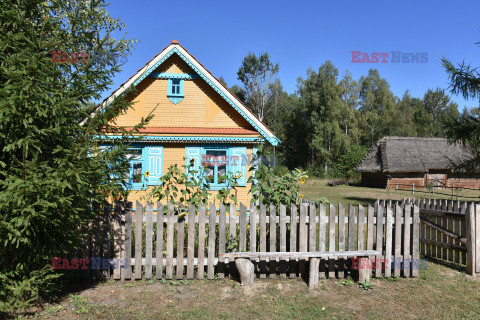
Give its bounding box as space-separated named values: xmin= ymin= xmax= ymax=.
xmin=355 ymin=137 xmax=478 ymax=189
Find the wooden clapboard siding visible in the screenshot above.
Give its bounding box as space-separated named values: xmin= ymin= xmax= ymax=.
xmin=86 ymin=200 xmax=424 ymax=281
xmin=206 ymin=95 xmax=221 ymax=124
xmin=112 ymin=55 xmax=252 ymax=130
xmin=156 ymin=54 xmax=196 ymax=74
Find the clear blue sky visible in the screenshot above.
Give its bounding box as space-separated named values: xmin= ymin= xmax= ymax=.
xmin=103 ymin=0 xmax=480 ymax=110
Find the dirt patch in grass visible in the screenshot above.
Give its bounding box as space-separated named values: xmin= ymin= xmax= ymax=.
xmin=24 ymin=261 xmax=480 ymax=320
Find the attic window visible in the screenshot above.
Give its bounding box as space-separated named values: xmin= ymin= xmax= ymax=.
xmin=168 ymin=78 xmax=184 ymax=104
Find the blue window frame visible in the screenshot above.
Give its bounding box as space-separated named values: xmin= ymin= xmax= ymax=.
xmin=124 ymin=149 xmax=145 ymax=190
xmin=167 ymin=78 xmax=184 ymax=104
xmin=203 ymin=148 xmax=228 ymax=189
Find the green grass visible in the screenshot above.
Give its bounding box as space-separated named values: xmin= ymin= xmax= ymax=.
xmin=29 ymin=260 xmax=480 ymax=320
xmin=300 ymin=178 xmax=480 ymax=206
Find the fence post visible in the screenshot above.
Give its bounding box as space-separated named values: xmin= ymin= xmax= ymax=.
xmin=102 ymin=202 xmax=112 ymax=279
xmin=412 ymin=204 xmax=420 ymax=277
xmin=396 ymin=183 xmax=398 ymax=191
xmin=476 ymin=204 xmax=480 ymax=274
xmin=113 ymin=201 xmax=126 ymax=280
xmin=412 ymin=183 xmax=415 ymax=195
xmin=466 ymin=204 xmax=476 ymax=275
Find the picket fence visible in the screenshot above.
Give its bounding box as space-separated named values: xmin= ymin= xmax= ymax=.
xmin=76 ymin=200 xmax=421 ymax=281
xmin=416 ymin=198 xmax=480 ymax=275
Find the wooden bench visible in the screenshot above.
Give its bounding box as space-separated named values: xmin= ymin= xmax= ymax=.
xmin=221 ymin=250 xmax=380 ymax=289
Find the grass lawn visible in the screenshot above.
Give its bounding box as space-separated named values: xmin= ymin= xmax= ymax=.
xmin=300 ymin=179 xmax=480 ymax=206
xmin=24 ymin=260 xmax=480 ymax=320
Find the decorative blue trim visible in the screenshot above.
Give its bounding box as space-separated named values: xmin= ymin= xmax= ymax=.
xmin=167 ymin=78 xmax=184 ymax=104
xmin=252 ymin=145 xmax=259 ymax=185
xmin=133 ymin=49 xmax=177 ymax=86
xmin=132 ymin=47 xmax=280 ymax=146
xmin=97 ymin=135 xmax=264 ymax=144
xmin=168 ymin=96 xmax=183 ymax=104
xmin=149 ymin=72 xmax=200 ymax=79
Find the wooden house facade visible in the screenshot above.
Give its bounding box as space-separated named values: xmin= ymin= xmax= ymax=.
xmin=355 ymin=137 xmax=480 ymax=189
xmin=94 ymin=40 xmax=279 ymax=204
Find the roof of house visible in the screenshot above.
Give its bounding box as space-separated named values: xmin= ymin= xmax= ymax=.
xmin=355 ymin=137 xmax=473 ymax=173
xmin=118 ymin=127 xmax=259 ymax=135
xmin=89 ymin=40 xmax=280 ymax=146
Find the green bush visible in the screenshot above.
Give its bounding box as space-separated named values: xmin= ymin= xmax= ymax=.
xmin=249 ymin=147 xmax=308 ymax=206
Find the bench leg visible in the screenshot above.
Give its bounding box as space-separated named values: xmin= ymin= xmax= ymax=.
xmin=235 ymin=258 xmax=255 ymax=288
xmin=358 ymin=257 xmax=370 ymax=283
xmin=308 ymin=258 xmax=320 ymax=289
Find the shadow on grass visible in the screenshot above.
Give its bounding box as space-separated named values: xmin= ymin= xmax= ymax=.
xmin=421 ymin=256 xmax=467 ymax=273
xmin=5 ymin=273 xmax=104 ymax=319
xmin=344 ymin=196 xmax=378 ymax=205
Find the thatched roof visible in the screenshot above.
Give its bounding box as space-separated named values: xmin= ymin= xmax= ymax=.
xmin=355 ymin=137 xmax=473 ymax=173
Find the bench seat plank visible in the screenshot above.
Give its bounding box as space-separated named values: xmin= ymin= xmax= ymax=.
xmin=221 ymin=250 xmax=380 ymax=260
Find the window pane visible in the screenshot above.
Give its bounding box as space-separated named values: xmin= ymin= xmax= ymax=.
xmin=205 ymin=166 xmax=214 ymax=183
xmin=206 ymin=150 xmax=227 ymax=160
xmin=205 ymin=150 xmax=227 ymax=184
xmin=126 ymin=150 xmax=142 ymax=160
xmin=218 ymin=165 xmax=226 ymax=184
xmin=133 ymin=162 xmax=142 ymax=183
xmin=171 ymin=79 xmax=181 ymax=95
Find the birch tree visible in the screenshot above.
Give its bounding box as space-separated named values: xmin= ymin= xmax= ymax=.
xmin=237 ymin=52 xmax=279 ymax=122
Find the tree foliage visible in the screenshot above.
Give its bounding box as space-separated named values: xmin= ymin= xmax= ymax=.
xmin=441 ymin=39 xmax=480 ymax=172
xmin=237 ymin=52 xmax=279 ymax=121
xmin=233 ymin=53 xmax=464 ymax=178
xmin=0 ymin=0 xmax=143 ymax=312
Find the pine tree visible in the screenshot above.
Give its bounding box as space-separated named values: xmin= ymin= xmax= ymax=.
xmin=442 ymin=39 xmax=480 ymax=171
xmin=0 ymin=0 xmax=147 ymax=311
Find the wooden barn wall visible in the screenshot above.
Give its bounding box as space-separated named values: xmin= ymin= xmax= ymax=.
xmin=446 ymin=174 xmax=480 ymax=189
xmin=362 ymin=172 xmax=480 ymax=189
xmin=386 ymin=173 xmax=425 ymax=189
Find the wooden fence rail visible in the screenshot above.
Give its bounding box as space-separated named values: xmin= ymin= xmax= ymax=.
xmin=414 ymin=198 xmax=480 ymax=275
xmin=76 ymin=200 xmax=421 ymax=281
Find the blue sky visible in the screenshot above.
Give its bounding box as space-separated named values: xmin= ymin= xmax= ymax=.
xmin=103 ymin=0 xmax=480 ymax=110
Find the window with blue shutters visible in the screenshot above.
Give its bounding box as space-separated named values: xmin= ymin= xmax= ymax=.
xmin=167 ymin=78 xmax=184 ymax=104
xmin=121 ymin=145 xmax=163 ymax=190
xmin=185 ymin=145 xmax=248 ymax=190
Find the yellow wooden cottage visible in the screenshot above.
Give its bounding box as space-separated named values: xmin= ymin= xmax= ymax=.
xmin=95 ymin=40 xmax=280 ymax=204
